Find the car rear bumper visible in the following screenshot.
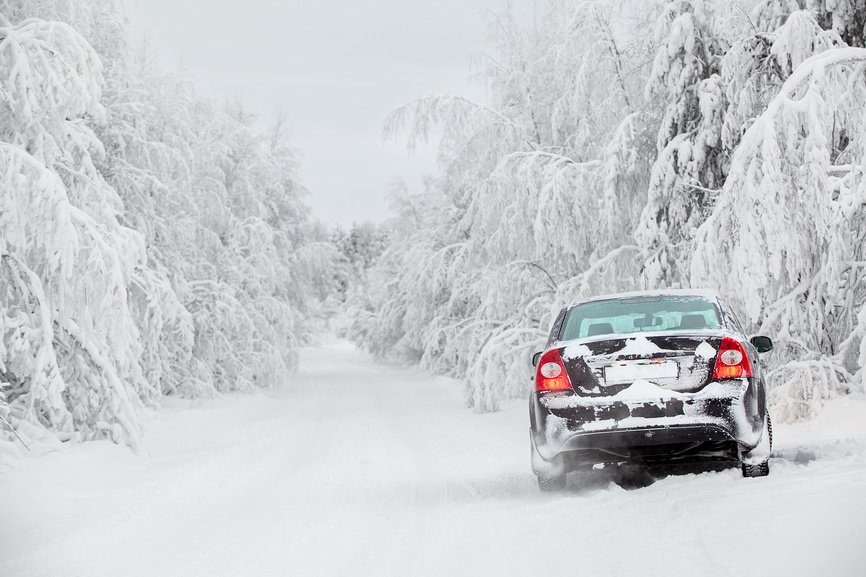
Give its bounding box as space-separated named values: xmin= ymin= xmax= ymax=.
xmin=530 ymin=379 xmax=764 ymax=470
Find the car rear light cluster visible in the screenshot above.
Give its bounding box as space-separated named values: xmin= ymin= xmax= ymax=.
xmin=713 ymin=337 xmax=753 ymax=379
xmin=535 ymin=349 xmax=573 ymax=393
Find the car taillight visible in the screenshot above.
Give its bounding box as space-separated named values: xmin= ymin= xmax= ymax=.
xmin=713 ymin=337 xmax=753 ymax=379
xmin=535 ymin=349 xmax=573 ymax=393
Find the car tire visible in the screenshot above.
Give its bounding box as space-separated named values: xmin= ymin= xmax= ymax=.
xmin=537 ymin=473 xmax=566 ymax=492
xmin=741 ymin=461 xmax=770 ymax=477
xmin=741 ymin=412 xmax=772 ymax=478
xmin=531 ymin=433 xmax=566 ymax=491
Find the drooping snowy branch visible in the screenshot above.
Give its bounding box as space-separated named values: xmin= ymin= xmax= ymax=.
xmin=1 ymin=5 xmax=330 ymax=449
xmin=692 ymin=47 xmax=866 ymax=420
xmin=355 ymin=0 xmax=656 ymax=412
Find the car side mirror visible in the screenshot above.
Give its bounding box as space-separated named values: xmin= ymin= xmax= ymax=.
xmin=531 ymin=351 xmax=542 ymax=367
xmin=750 ymin=336 xmax=773 ymax=354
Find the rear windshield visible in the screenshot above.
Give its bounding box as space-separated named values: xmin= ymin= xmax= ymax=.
xmin=560 ymin=295 xmax=722 ymax=340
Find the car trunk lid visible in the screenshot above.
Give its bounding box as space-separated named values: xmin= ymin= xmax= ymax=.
xmin=558 ymin=334 xmax=722 ymax=396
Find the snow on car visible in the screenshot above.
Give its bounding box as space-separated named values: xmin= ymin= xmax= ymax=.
xmin=530 ymin=290 xmax=774 ymax=490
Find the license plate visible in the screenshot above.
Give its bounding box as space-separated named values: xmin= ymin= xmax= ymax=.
xmin=604 ymin=361 xmax=678 ymax=385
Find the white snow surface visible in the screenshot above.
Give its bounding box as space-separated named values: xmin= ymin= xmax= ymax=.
xmin=2 ymin=341 xmax=866 ymax=577
xmin=616 ymin=335 xmax=665 ymax=356
xmin=695 ymin=340 xmax=716 ymax=358
xmin=562 ymin=342 xmax=592 ymax=360
xmin=611 ymin=378 xmax=680 ymax=400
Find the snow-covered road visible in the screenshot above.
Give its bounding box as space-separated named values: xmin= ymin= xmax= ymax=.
xmin=2 ymin=341 xmax=865 ymax=577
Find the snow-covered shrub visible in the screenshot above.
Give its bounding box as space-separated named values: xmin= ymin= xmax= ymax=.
xmin=767 ymin=359 xmax=852 ymax=422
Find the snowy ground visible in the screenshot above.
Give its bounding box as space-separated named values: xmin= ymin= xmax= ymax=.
xmin=1 ymin=341 xmax=865 ymax=577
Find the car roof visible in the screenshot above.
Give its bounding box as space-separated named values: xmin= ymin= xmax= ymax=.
xmin=569 ymin=288 xmax=722 ymax=308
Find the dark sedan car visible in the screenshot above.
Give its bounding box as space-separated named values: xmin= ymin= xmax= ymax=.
xmin=530 ymin=290 xmax=773 ymax=491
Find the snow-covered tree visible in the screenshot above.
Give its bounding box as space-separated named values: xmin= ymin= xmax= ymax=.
xmin=750 ymin=1 xmax=864 ymax=48
xmin=356 ymin=0 xmax=655 ymax=411
xmin=357 ymin=0 xmax=866 ymax=421
xmin=692 ymin=47 xmax=866 ymax=421
xmin=1 ymin=3 xmax=328 ymax=448
xmin=332 ymin=221 xmax=388 ymax=308
xmin=722 ymin=8 xmax=842 ymax=163
xmin=1 ymin=12 xmax=147 ymax=445
xmin=636 ymin=0 xmax=731 ymax=287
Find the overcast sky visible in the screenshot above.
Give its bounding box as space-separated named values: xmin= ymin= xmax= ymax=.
xmin=123 ymin=0 xmax=524 ymax=227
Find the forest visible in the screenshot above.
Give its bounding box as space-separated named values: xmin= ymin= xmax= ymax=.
xmin=349 ymin=0 xmax=866 ymax=422
xmin=2 ymin=0 xmax=866 ymax=451
xmin=0 ymin=0 xmax=336 ymax=448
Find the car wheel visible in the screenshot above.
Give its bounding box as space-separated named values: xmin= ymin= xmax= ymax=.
xmin=741 ymin=461 xmax=770 ymax=477
xmin=530 ymin=434 xmax=566 ymax=491
xmin=537 ymin=472 xmax=566 ymax=492
xmin=741 ymin=412 xmax=772 ymax=478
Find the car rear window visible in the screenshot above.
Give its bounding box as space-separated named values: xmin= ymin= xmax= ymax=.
xmin=560 ymin=295 xmax=722 ymax=340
